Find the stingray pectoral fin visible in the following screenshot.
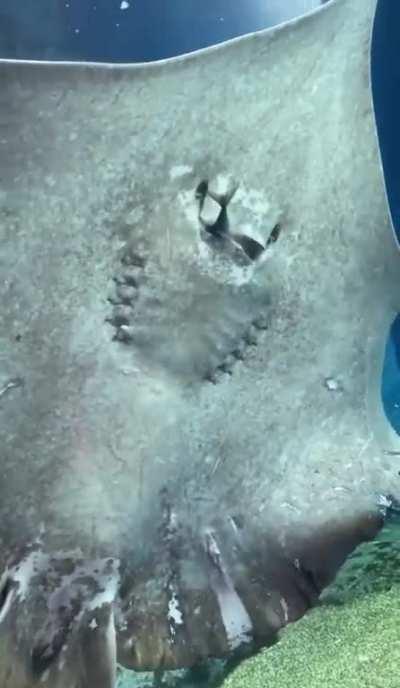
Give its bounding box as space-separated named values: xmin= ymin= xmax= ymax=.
xmin=117 ymin=510 xmax=384 ymax=672
xmin=29 ymin=604 xmax=118 ymax=688
xmin=31 ymin=625 xmax=70 ymax=677
xmin=285 ymin=510 xmax=384 ymax=597
xmin=0 ymin=552 xmax=120 ymax=686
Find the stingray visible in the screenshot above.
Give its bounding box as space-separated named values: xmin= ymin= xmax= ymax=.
xmin=0 ymin=0 xmax=399 ymax=685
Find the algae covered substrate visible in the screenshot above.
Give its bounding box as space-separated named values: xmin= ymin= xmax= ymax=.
xmin=223 ymin=519 xmax=400 ymax=688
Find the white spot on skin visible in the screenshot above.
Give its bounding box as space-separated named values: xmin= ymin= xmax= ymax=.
xmin=86 ymin=569 xmax=120 ymax=612
xmin=40 ymin=668 xmax=50 ymax=683
xmin=280 ymin=597 xmax=289 ymax=624
xmin=167 ymin=591 xmax=184 ymax=637
xmin=118 ymin=618 xmax=128 ymax=632
xmin=234 ymin=186 xmax=270 ymax=218
xmin=105 ymin=610 xmax=117 ymax=685
xmin=169 ymin=510 xmax=178 ymax=531
xmin=205 ymin=530 xmax=223 ymax=569
xmin=45 ymin=175 xmax=56 ymax=188
xmin=324 ymin=376 xmax=340 ymax=391
xmin=377 ymin=494 xmax=392 ymax=509
xmin=120 ymin=1 xmax=129 ymax=9
xmin=13 ymin=550 xmax=48 ymax=600
xmin=229 ymin=517 xmax=239 ymax=535
xmin=89 ymin=618 xmax=98 ymax=630
xmin=124 ymin=638 xmax=133 ymax=651
xmin=208 ymin=173 xmax=238 ymax=203
xmin=125 ymin=206 xmax=144 ymax=225
xmin=212 ymin=580 xmax=252 ymax=650
xmin=59 ymin=644 xmax=68 ymax=670
xmin=199 ymin=195 xmax=221 ymax=227
xmin=377 ymin=493 xmax=394 ymax=516
xmin=169 ymin=165 xmax=193 ymax=180
xmin=204 ymin=531 xmax=253 ymax=650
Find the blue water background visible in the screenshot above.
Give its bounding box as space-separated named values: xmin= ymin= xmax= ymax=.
xmin=372 ymin=2 xmax=400 ymax=432
xmin=0 ymin=0 xmax=320 ymax=62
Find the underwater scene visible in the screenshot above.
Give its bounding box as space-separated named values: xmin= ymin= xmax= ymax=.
xmin=0 ymin=0 xmax=399 ymax=686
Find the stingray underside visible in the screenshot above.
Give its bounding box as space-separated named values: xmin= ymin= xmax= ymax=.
xmin=0 ymin=0 xmax=399 ymax=685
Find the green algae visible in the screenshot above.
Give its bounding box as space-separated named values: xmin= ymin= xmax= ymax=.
xmin=223 ymin=521 xmax=400 ymax=688
xmin=223 ymin=587 xmax=400 ymax=688
xmin=323 ymin=519 xmax=400 ymax=601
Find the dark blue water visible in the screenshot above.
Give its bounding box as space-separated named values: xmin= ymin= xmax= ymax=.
xmin=372 ymin=1 xmax=400 ymax=241
xmin=381 ymin=316 xmax=400 ymax=432
xmin=0 ymin=0 xmax=320 ymax=62
xmin=372 ymin=2 xmax=400 ymax=433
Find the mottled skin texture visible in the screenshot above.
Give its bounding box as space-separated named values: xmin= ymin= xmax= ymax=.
xmin=0 ymin=0 xmax=399 ymax=685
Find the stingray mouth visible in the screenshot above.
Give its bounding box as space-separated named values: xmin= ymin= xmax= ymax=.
xmin=195 ymin=176 xmax=282 ymax=263
xmin=104 ymin=171 xmax=281 ymax=385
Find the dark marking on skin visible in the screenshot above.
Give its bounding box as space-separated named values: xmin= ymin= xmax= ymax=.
xmin=121 ymin=249 xmax=146 ymax=268
xmin=107 ymin=232 xmax=271 ymax=386
xmin=153 ymin=667 xmax=165 ymax=687
xmin=208 ymin=183 xmax=239 ymax=208
xmin=266 ymin=222 xmax=282 ymax=246
xmin=113 ymin=268 xmax=140 ymax=287
xmin=106 ymin=306 xmax=132 ymax=328
xmin=195 ymin=180 xmax=209 ymax=203
xmin=203 ymin=318 xmax=266 ymax=384
xmin=230 ymin=233 xmax=265 ymax=261
xmin=107 ymin=246 xmax=147 ymax=342
xmin=0 ymin=576 xmax=12 ymax=612
xmin=203 ymin=205 xmax=229 ymax=238
xmin=291 ymin=560 xmax=322 ymax=608
xmin=113 ymin=325 xmax=135 ymax=343
xmin=31 ymin=631 xmax=66 ymax=677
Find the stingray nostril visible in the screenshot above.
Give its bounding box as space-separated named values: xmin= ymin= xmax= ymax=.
xmin=229 ymin=233 xmax=265 ymax=261
xmin=195 ymin=179 xmax=209 ymax=202
xmin=195 ymin=176 xmax=282 ymax=263
xmin=266 ymin=222 xmax=282 ymax=246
